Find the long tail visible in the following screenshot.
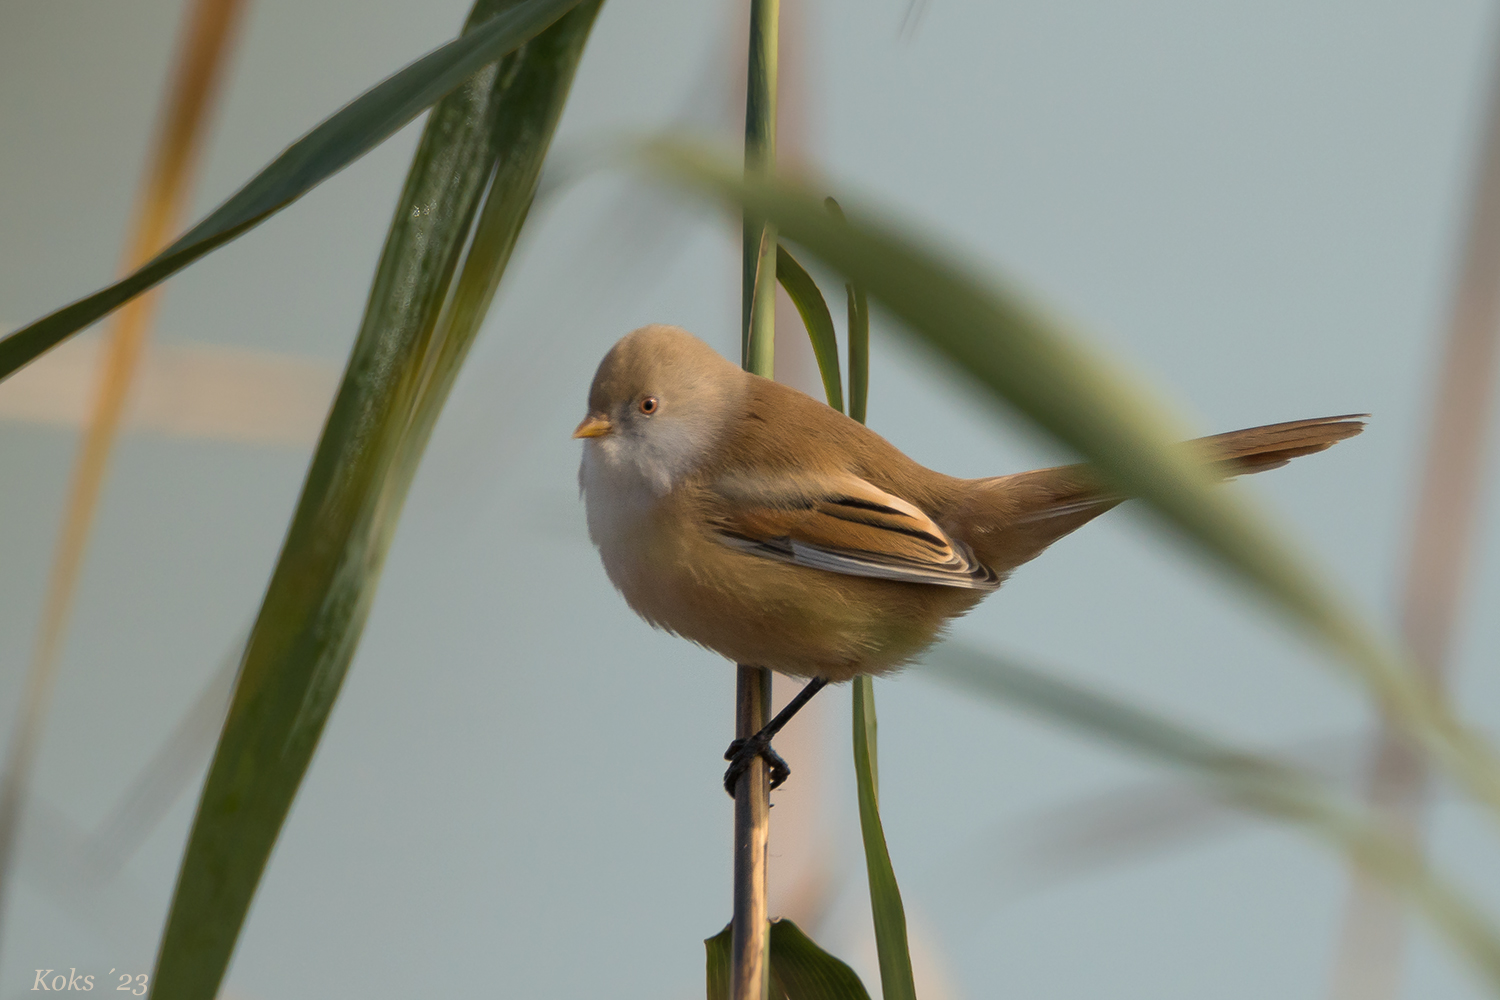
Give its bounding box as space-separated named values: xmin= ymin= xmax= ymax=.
xmin=957 ymin=414 xmax=1366 ymax=577
xmin=1196 ymin=413 xmax=1367 ymax=475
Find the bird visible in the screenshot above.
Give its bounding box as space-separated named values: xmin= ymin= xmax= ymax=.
xmin=574 ymin=324 xmax=1364 ymax=794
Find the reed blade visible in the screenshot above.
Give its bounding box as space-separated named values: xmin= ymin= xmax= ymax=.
xmin=823 ymin=198 xmax=867 ymax=423
xmin=852 ymin=677 xmax=918 ymax=1000
xmin=148 ymin=4 xmax=602 ymax=996
xmin=775 ymin=243 xmax=843 ymax=413
xmin=643 ymin=142 xmax=1500 ymax=834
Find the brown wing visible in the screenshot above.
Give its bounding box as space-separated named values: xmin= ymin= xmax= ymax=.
xmin=958 ymin=414 xmax=1367 ymax=576
xmin=708 ymin=471 xmax=1000 ymax=590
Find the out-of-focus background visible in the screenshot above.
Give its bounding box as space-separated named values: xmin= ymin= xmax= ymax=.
xmin=2 ymin=0 xmax=1498 ymax=997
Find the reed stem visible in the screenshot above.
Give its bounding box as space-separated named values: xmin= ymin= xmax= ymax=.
xmin=731 ymin=2 xmax=778 ymax=998
xmin=730 ymin=664 xmax=773 ymax=1000
xmin=741 ymin=0 xmax=778 ymax=376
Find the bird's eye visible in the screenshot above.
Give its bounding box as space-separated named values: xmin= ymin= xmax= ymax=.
xmin=639 ymin=396 xmax=659 ymax=415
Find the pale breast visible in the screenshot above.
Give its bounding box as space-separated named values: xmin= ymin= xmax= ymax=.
xmin=579 ymin=442 xmax=660 ymax=597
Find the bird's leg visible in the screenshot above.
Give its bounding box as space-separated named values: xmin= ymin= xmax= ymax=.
xmin=722 ymin=677 xmax=829 ymax=796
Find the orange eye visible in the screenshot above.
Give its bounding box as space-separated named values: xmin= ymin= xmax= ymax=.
xmin=639 ymin=396 xmax=659 ymax=415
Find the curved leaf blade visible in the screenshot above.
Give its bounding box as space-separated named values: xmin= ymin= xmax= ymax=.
xmin=853 ymin=677 xmax=917 ymax=1000
xmin=775 ymin=243 xmax=843 ymax=413
xmin=148 ymin=4 xmax=604 ymax=997
xmin=846 ymin=282 xmax=869 ymax=425
xmin=0 ymin=0 xmax=582 ymax=384
xmin=824 ymin=197 xmax=868 ymax=423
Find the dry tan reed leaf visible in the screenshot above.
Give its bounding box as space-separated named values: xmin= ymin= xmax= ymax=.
xmin=0 ymin=334 xmax=336 ymax=447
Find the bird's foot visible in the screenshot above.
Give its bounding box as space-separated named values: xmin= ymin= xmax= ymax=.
xmin=722 ymin=732 xmax=790 ymax=796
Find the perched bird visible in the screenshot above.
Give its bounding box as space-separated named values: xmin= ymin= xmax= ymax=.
xmin=574 ymin=324 xmax=1363 ymax=792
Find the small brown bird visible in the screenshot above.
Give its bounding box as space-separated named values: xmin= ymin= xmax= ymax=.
xmin=575 ymin=324 xmax=1363 ymax=792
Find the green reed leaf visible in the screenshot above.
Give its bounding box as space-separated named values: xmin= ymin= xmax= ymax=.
xmin=776 ymin=243 xmax=843 ymax=413
xmin=0 ymin=0 xmax=583 ymax=385
xmin=643 ymin=140 xmax=1500 ymax=829
xmin=147 ymin=5 xmax=603 ymax=997
xmin=824 ymin=198 xmax=868 ymax=424
xmin=923 ymin=641 xmax=1500 ymax=994
xmin=853 ymin=677 xmax=918 ymax=1000
xmin=846 ymin=283 xmax=869 ymax=426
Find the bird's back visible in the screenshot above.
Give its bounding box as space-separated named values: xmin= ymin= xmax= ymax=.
xmin=701 ymin=378 xmax=1363 ymax=585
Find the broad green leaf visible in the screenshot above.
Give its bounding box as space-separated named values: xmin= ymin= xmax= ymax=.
xmin=923 ymin=642 xmax=1500 ymax=994
xmin=708 ymin=924 xmax=733 ymax=1000
xmin=707 ymin=921 xmax=875 ymax=1000
xmin=0 ymin=0 xmax=583 ymax=385
xmin=853 ymin=677 xmax=918 ymax=1000
xmin=148 ymin=5 xmax=603 ymax=998
xmin=770 ymin=920 xmax=875 ymax=1000
xmin=643 ymin=141 xmax=1500 ymax=825
xmin=397 ymin=0 xmax=603 ymax=462
xmin=776 ymin=244 xmax=843 ymax=413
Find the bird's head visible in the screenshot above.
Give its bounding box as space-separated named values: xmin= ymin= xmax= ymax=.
xmin=574 ymin=324 xmax=746 ymax=493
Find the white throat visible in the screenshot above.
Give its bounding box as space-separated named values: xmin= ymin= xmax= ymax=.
xmin=579 ymin=421 xmax=711 ymax=559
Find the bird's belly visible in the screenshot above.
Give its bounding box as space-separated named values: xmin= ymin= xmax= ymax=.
xmin=600 ymin=512 xmax=982 ymax=680
xmin=580 ymin=450 xmax=985 ymax=678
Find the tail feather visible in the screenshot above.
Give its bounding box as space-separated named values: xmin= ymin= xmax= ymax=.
xmin=1196 ymin=414 xmax=1367 ymax=475
xmin=955 ymin=414 xmax=1366 ymax=577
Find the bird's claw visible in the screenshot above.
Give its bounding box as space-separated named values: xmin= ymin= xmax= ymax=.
xmin=723 ymin=733 xmax=790 ymax=796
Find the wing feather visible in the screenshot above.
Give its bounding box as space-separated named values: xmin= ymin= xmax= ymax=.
xmin=708 ymin=472 xmax=999 ymax=590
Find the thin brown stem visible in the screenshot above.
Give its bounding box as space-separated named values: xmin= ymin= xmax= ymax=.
xmin=731 ymin=665 xmax=773 ymax=1000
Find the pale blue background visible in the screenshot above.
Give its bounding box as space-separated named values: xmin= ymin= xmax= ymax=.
xmin=2 ymin=0 xmax=1498 ymax=997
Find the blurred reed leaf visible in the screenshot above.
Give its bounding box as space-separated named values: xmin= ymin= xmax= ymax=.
xmin=86 ymin=638 xmax=241 ymax=878
xmin=853 ymin=677 xmax=918 ymax=1000
xmin=642 ymin=141 xmax=1500 ymax=826
xmin=776 ymin=244 xmax=843 ymax=413
xmin=707 ymin=920 xmax=875 ymax=1000
xmin=924 ymin=642 xmax=1500 ymax=994
xmin=148 ymin=4 xmax=603 ymax=997
xmin=953 ymin=732 xmax=1366 ymax=903
xmin=0 ymin=0 xmax=582 ymax=385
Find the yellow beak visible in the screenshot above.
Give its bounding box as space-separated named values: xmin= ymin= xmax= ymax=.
xmin=572 ymin=412 xmax=613 ymax=439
